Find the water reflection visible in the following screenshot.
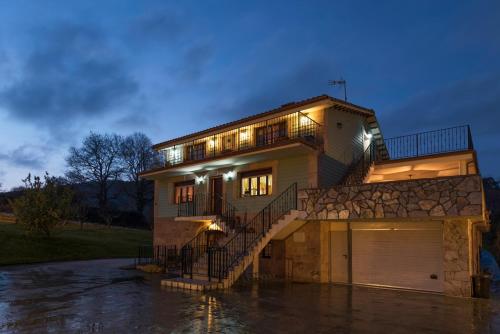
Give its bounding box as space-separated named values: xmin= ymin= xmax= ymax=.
xmin=0 ymin=259 xmax=499 ymax=333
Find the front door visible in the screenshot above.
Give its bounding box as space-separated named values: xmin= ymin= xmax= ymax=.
xmin=210 ymin=176 xmax=223 ymax=215
xmin=330 ymin=231 xmax=349 ymax=283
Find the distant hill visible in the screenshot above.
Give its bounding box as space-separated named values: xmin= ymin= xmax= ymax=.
xmin=0 ymin=180 xmax=153 ymax=229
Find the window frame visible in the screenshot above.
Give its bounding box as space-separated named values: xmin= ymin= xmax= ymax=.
xmin=185 ymin=142 xmax=206 ymax=161
xmin=240 ymin=168 xmax=273 ymax=197
xmin=255 ymin=121 xmax=288 ymax=146
xmin=174 ymin=180 xmax=195 ymax=204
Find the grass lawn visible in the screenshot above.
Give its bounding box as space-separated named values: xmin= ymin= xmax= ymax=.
xmin=0 ymin=222 xmax=152 ymax=266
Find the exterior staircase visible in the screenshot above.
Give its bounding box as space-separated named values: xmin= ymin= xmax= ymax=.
xmin=162 ymin=183 xmax=301 ymax=291
xmin=340 ymin=142 xmax=378 ymax=185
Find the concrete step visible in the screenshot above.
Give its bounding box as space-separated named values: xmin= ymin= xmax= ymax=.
xmin=162 ymin=277 xmax=223 ymax=291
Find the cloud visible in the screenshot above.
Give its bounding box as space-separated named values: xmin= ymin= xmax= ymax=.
xmin=0 ymin=22 xmax=139 ymax=135
xmin=173 ymin=43 xmax=213 ymax=82
xmin=379 ymin=74 xmax=500 ymax=178
xmin=202 ymin=58 xmax=337 ymax=123
xmin=0 ymin=144 xmax=48 ymax=169
xmin=130 ymin=11 xmax=185 ymax=44
xmin=381 ymin=74 xmax=500 ymax=137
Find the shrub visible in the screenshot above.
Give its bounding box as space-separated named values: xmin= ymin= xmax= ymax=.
xmin=9 ymin=173 xmax=74 ymax=237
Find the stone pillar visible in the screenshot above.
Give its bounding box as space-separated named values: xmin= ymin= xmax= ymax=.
xmin=443 ymin=219 xmax=471 ymax=297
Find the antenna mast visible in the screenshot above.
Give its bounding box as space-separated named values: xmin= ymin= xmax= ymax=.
xmin=328 ymin=78 xmax=347 ymax=102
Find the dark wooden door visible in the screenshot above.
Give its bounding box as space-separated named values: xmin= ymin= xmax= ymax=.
xmin=211 ymin=176 xmax=223 ymax=215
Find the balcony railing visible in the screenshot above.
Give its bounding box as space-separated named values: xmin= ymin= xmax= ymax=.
xmin=160 ymin=111 xmax=322 ymax=166
xmin=384 ymin=125 xmax=473 ymax=160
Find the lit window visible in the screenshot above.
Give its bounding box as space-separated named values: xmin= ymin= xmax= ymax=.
xmin=174 ymin=180 xmax=195 ymax=204
xmin=241 ymin=169 xmax=272 ymax=197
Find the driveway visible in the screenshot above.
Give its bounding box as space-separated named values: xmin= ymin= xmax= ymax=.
xmin=1 ymin=259 xmax=499 ymax=333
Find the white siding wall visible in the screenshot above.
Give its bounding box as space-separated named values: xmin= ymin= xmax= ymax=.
xmin=155 ymin=106 xmax=371 ymax=218
xmin=319 ymin=107 xmax=368 ymax=187
xmin=156 ymin=153 xmax=315 ymax=218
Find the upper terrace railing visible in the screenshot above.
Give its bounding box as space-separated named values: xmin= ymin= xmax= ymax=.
xmin=384 ymin=125 xmax=473 ymax=160
xmin=159 ymin=111 xmax=322 ymax=166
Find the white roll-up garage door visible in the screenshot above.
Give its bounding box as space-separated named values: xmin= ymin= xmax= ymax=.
xmin=352 ymin=223 xmax=443 ymax=292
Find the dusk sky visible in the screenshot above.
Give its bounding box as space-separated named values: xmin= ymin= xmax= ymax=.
xmin=0 ymin=0 xmax=499 ymax=190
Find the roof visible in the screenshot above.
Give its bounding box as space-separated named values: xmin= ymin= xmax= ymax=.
xmin=152 ymin=94 xmax=375 ymax=150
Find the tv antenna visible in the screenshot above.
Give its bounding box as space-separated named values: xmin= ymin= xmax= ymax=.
xmin=328 ymin=78 xmax=347 ymax=102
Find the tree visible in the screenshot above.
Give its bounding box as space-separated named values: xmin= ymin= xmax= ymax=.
xmin=120 ymin=133 xmax=156 ymax=218
xmin=9 ymin=173 xmax=74 ymax=237
xmin=66 ymin=132 xmax=123 ymax=213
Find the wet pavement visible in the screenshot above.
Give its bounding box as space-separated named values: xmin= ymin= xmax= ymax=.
xmin=1 ymin=259 xmax=500 ymax=333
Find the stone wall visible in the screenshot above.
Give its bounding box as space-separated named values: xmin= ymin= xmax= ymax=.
xmin=299 ymin=175 xmax=483 ymax=220
xmin=284 ymin=222 xmax=323 ymax=282
xmin=443 ymin=220 xmax=471 ymax=297
xmin=154 ymin=218 xmax=208 ymax=249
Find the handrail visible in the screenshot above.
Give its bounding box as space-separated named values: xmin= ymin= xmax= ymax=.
xmin=340 ymin=142 xmax=376 ymax=186
xmin=207 ymin=182 xmax=298 ymax=281
xmin=180 ymin=193 xmax=238 ymax=278
xmin=298 ymin=111 xmax=321 ymax=127
xmin=384 ymin=125 xmax=473 ymax=160
xmin=159 ymin=111 xmax=322 ymax=166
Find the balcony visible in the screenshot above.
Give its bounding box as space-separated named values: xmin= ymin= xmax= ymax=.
xmin=158 ymin=111 xmax=322 ymax=168
xmin=384 ymin=125 xmax=473 ymax=160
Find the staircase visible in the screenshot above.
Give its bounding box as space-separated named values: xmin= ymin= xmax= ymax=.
xmin=179 ymin=197 xmax=239 ymax=280
xmin=162 ymin=183 xmax=302 ymax=291
xmin=340 ymin=142 xmax=378 ymax=185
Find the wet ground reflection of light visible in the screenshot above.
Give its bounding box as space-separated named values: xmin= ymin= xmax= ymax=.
xmin=1 ymin=259 xmax=500 ymax=333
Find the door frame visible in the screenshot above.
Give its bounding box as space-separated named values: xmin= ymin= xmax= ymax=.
xmin=210 ymin=176 xmax=223 ymax=215
xmin=329 ymin=222 xmax=352 ymax=284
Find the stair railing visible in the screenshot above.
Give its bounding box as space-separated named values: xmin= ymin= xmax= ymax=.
xmin=207 ymin=182 xmax=298 ymax=281
xmin=180 ymin=193 xmax=238 ymax=278
xmin=340 ymin=142 xmax=377 ymax=185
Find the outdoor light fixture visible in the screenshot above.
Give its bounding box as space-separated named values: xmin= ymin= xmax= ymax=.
xmin=167 ymin=147 xmax=181 ymax=162
xmin=208 ymin=221 xmax=222 ymax=231
xmin=223 ymin=170 xmax=235 ymax=181
xmin=209 ymin=139 xmax=216 ymax=149
xmin=240 ymin=129 xmax=248 ymax=141
xmin=300 ymin=114 xmax=310 ymax=126
xmin=195 ymin=175 xmax=206 ymax=185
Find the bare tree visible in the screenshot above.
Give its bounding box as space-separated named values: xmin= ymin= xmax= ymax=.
xmin=66 ymin=132 xmax=123 ymax=213
xmin=120 ymin=133 xmax=156 ymax=217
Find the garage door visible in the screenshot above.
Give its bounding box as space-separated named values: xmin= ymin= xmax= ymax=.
xmin=352 ymin=225 xmax=443 ymax=292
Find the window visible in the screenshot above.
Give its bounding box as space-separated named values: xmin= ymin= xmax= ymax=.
xmin=174 ymin=180 xmax=195 ymax=204
xmin=241 ymin=169 xmax=272 ymax=197
xmin=262 ymin=242 xmax=272 ymax=258
xmin=186 ymin=142 xmax=205 ymax=161
xmin=255 ymin=121 xmax=287 ymax=146
xmin=222 ymin=133 xmax=236 ymax=152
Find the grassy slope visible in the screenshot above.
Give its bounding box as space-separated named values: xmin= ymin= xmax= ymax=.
xmin=0 ymin=223 xmax=152 ymax=266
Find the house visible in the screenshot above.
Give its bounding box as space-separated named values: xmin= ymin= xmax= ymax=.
xmin=140 ymin=94 xmax=489 ymax=297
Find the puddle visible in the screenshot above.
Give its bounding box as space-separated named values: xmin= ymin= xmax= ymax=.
xmin=0 ymin=258 xmax=499 ymax=333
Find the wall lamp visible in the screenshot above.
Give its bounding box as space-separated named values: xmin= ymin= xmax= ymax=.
xmin=223 ymin=170 xmax=235 ymax=181
xmin=195 ymin=175 xmax=207 ymax=185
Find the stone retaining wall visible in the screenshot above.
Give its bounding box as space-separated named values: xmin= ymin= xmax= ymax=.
xmin=299 ymin=175 xmax=483 ymax=220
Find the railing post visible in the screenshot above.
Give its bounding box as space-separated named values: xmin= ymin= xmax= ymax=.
xmin=262 ymin=210 xmax=265 ymax=235
xmin=190 ymin=247 xmax=193 ymax=279
xmin=244 ymin=225 xmax=247 ymax=250
xmin=208 ymin=247 xmax=212 ymax=282
xmin=268 ymin=207 xmax=271 ymax=229
xmin=416 ymin=133 xmax=419 ymax=156
xmin=467 ymin=125 xmax=473 ymax=149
